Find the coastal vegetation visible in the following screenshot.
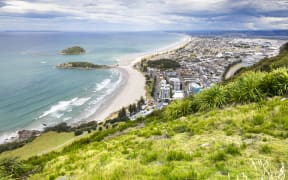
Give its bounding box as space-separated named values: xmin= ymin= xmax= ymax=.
xmin=1 ymin=43 xmax=288 ymax=179
xmin=56 ymin=62 xmax=110 ymax=69
xmin=60 ymin=46 xmax=85 ymax=55
xmin=145 ymin=75 xmax=156 ymax=98
xmin=0 ymin=137 xmax=36 ymax=154
xmin=146 ymin=59 xmax=181 ymax=69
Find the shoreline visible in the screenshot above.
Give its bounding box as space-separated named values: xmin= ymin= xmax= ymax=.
xmin=0 ymin=33 xmax=191 ymax=144
xmin=89 ymin=34 xmax=192 ymax=122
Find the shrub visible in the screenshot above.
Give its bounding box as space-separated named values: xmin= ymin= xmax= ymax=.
xmin=166 ymin=151 xmax=192 ymax=161
xmin=226 ymin=71 xmax=265 ymax=103
xmin=259 ymin=144 xmax=272 ymax=154
xmin=252 ymin=114 xmax=265 ymax=125
xmin=173 ymin=125 xmax=189 ymax=133
xmin=44 ymin=123 xmax=71 ymax=133
xmin=164 ymin=99 xmax=194 ymax=120
xmin=74 ymin=130 xmax=83 ymax=136
xmin=260 ymin=68 xmax=288 ymax=96
xmin=0 ymin=158 xmax=34 ymax=179
xmin=141 ymin=151 xmax=158 ymax=163
xmin=225 ymin=143 xmax=241 ymax=156
xmin=210 ymin=151 xmax=227 ymax=162
xmin=194 ymin=85 xmax=227 ymax=111
xmin=215 ymin=162 xmax=229 ymax=175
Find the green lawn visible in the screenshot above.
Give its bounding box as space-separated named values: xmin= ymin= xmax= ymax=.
xmin=0 ymin=132 xmax=75 ymax=160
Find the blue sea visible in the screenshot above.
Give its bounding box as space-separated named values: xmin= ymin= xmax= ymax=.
xmin=0 ymin=31 xmax=186 ymax=142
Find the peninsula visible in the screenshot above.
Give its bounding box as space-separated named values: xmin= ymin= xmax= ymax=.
xmin=60 ymin=46 xmax=85 ymax=55
xmin=56 ymin=62 xmax=111 ymax=70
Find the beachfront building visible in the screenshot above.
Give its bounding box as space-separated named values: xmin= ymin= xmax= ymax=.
xmin=172 ymin=91 xmax=185 ymax=100
xmin=169 ymin=77 xmax=181 ymax=91
xmin=159 ymin=80 xmax=171 ymax=101
xmin=187 ymin=82 xmax=201 ymax=95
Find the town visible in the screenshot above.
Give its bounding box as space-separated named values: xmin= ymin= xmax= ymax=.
xmin=133 ymin=36 xmax=284 ymax=114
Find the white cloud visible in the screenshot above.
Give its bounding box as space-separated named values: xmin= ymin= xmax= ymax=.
xmin=0 ymin=0 xmax=287 ymax=30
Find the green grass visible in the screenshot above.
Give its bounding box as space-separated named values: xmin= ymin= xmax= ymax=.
xmin=0 ymin=132 xmax=74 ymax=160
xmin=19 ymin=97 xmax=287 ymax=179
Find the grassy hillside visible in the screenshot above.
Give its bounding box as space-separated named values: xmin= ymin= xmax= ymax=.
xmin=1 ymin=43 xmax=288 ymax=179
xmin=0 ymin=132 xmax=75 ymax=160
xmin=25 ymin=98 xmax=288 ymax=179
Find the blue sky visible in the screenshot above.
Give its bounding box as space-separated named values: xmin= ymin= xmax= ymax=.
xmin=0 ymin=0 xmax=287 ymax=31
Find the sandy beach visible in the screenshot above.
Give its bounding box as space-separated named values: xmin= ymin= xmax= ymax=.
xmin=93 ymin=34 xmax=191 ymax=122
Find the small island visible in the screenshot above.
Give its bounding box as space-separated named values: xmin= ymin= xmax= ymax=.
xmin=60 ymin=46 xmax=86 ymax=55
xmin=56 ymin=62 xmax=111 ymax=70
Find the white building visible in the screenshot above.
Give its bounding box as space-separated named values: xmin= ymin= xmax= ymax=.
xmin=169 ymin=78 xmax=181 ymax=91
xmin=159 ymin=80 xmax=170 ymax=101
xmin=173 ymin=91 xmax=184 ymax=100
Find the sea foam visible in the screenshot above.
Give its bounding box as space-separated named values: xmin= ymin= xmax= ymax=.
xmin=93 ymin=79 xmax=111 ymax=92
xmin=39 ymin=97 xmax=91 ymax=119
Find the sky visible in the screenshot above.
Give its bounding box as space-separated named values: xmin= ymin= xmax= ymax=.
xmin=0 ymin=0 xmax=287 ymax=31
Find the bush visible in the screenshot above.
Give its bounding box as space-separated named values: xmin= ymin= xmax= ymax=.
xmin=0 ymin=158 xmax=34 ymax=179
xmin=74 ymin=130 xmax=83 ymax=136
xmin=226 ymin=72 xmax=265 ymax=103
xmin=211 ymin=151 xmax=227 ymax=162
xmin=141 ymin=151 xmax=158 ymax=163
xmin=260 ymin=144 xmax=272 ymax=154
xmin=166 ymin=151 xmax=192 ymax=161
xmin=225 ymin=143 xmax=241 ymax=156
xmin=194 ymin=85 xmax=227 ymax=111
xmin=260 ymin=68 xmax=288 ymax=96
xmin=44 ymin=123 xmax=71 ymax=133
xmin=252 ymin=114 xmax=265 ymax=125
xmin=164 ymin=99 xmax=194 ymax=120
xmin=173 ymin=125 xmax=189 ymax=133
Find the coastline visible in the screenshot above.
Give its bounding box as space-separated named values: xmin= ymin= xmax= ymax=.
xmin=0 ymin=33 xmax=191 ymax=144
xmin=90 ymin=34 xmax=192 ymax=122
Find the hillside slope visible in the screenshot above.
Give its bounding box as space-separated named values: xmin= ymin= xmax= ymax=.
xmin=28 ymin=97 xmax=288 ymax=180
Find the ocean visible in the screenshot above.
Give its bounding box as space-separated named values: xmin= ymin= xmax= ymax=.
xmin=0 ymin=31 xmax=186 ymax=143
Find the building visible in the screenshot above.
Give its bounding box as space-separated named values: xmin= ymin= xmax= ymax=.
xmin=188 ymin=82 xmax=201 ymax=95
xmin=173 ymin=91 xmax=185 ymax=100
xmin=159 ymin=80 xmax=171 ymax=101
xmin=169 ymin=78 xmax=181 ymax=91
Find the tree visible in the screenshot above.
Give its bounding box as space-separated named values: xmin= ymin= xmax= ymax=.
xmin=137 ymin=101 xmax=142 ymax=111
xmin=132 ymin=103 xmax=137 ymax=113
xmin=118 ymin=107 xmax=127 ymax=120
xmin=140 ymin=96 xmax=145 ymax=105
xmin=128 ymin=104 xmax=133 ymax=115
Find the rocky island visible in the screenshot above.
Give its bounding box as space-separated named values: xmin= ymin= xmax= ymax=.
xmin=56 ymin=62 xmax=111 ymax=70
xmin=60 ymin=46 xmax=86 ymax=55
